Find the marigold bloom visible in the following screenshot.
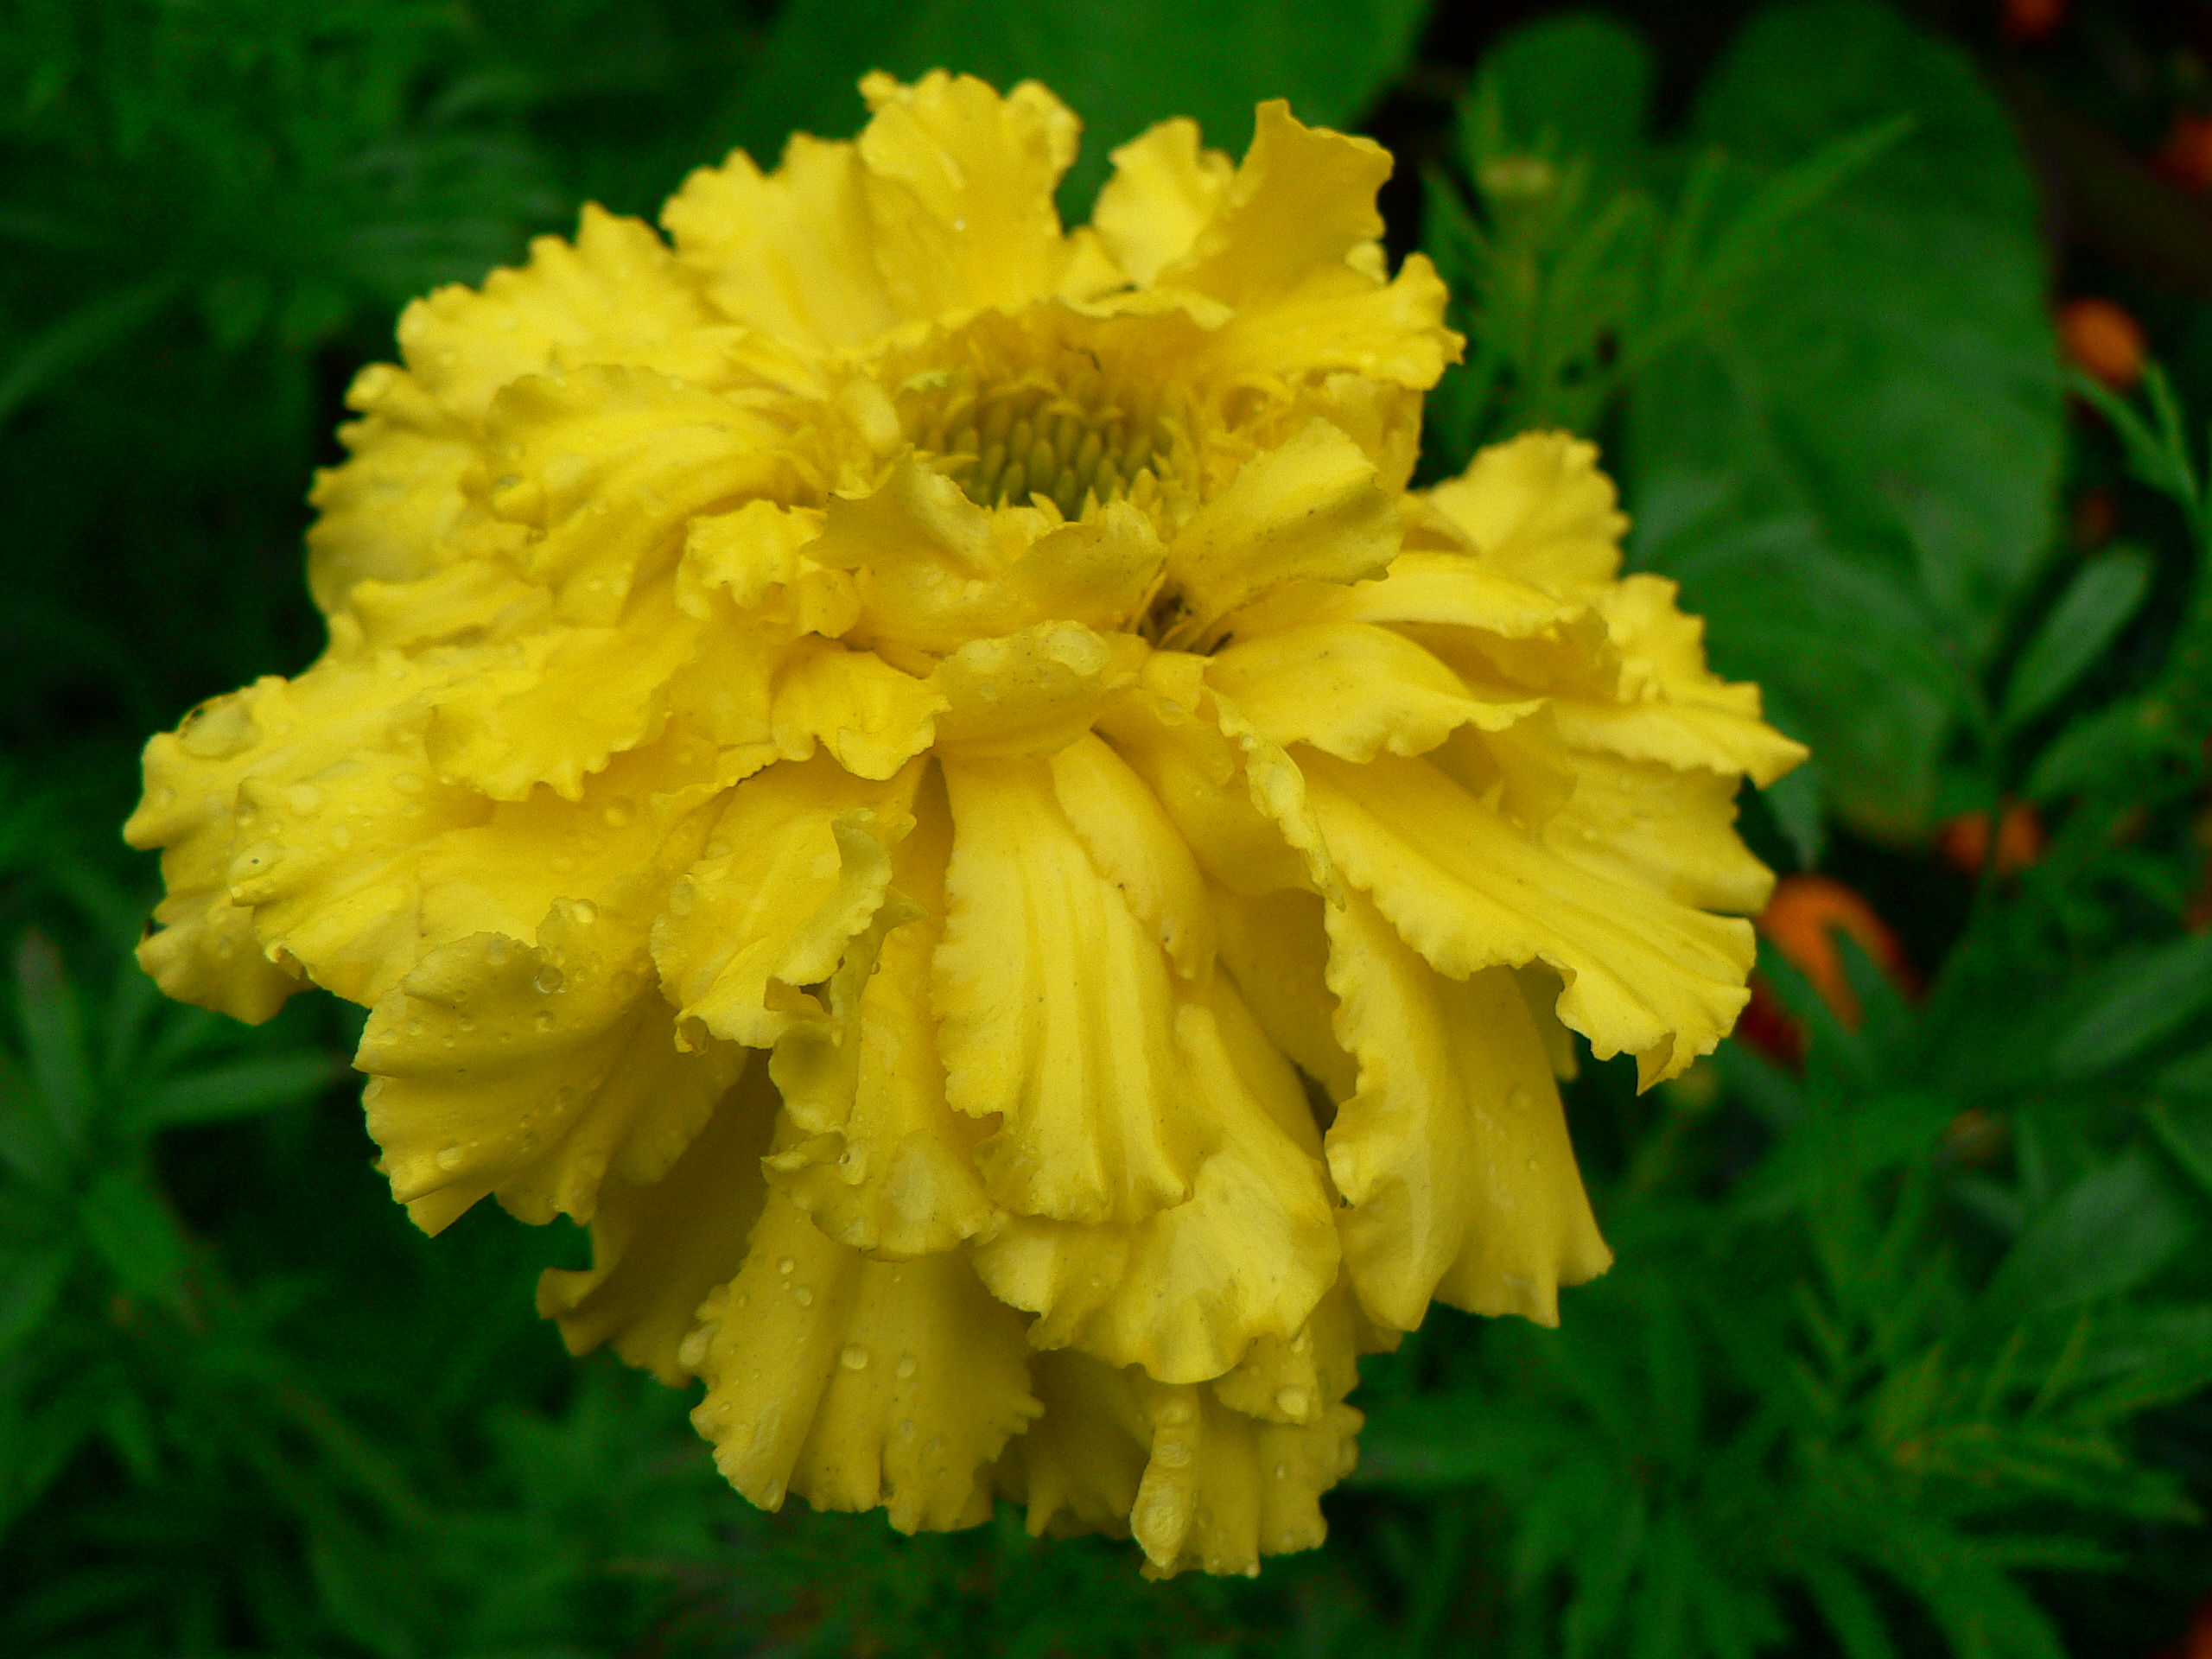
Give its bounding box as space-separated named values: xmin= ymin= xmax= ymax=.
xmin=124 ymin=73 xmax=1803 ymax=1574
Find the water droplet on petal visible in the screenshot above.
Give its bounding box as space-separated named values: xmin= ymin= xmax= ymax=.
xmin=895 ymin=1354 xmax=917 ymax=1380
xmin=778 ymin=1258 xmax=795 ymax=1275
xmin=435 ymin=1144 xmax=464 ymax=1172
xmin=1274 ymin=1387 xmax=1312 ymax=1418
xmin=793 ymin=1287 xmax=813 ymax=1306
xmin=839 ymin=1344 xmax=868 ymax=1371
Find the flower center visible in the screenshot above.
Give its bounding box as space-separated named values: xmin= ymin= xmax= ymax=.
xmin=896 ymin=353 xmax=1171 ymax=521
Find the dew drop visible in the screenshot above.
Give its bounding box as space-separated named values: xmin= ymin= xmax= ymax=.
xmin=793 ymin=1287 xmax=813 ymax=1306
xmin=1273 ymin=1461 xmax=1288 ymax=1481
xmin=1156 ymin=1399 xmax=1195 ymax=1427
xmin=839 ymin=1344 xmax=869 ymax=1371
xmin=1274 ymin=1387 xmax=1312 ymax=1418
xmin=1153 ymin=1440 xmax=1192 ymax=1468
xmin=778 ymin=1258 xmax=795 ymax=1275
xmin=895 ymin=1354 xmax=917 ymax=1381
xmin=534 ymin=1010 xmax=556 ymax=1033
xmin=569 ymin=900 xmax=597 ymax=925
xmin=435 ymin=1144 xmax=464 ymax=1172
xmin=923 ymin=1435 xmax=943 ymax=1459
xmin=533 ymin=965 xmax=566 ymax=995
xmin=483 ymin=938 xmax=510 ymax=967
xmin=603 ymin=800 xmax=634 ymax=828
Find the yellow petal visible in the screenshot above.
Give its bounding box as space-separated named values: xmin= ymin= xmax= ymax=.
xmin=812 ymin=454 xmax=1027 ymax=657
xmin=172 ymin=661 xmax=493 ymax=1007
xmin=1425 ymin=430 xmax=1627 ymax=597
xmin=424 ymin=579 xmax=703 ymax=802
xmin=677 ymin=500 xmax=854 ymax=637
xmin=1210 ymin=884 xmax=1357 ymax=1106
xmin=1322 ymin=887 xmax=1611 ymax=1331
xmin=855 ymin=71 xmax=1084 ymax=321
xmin=689 ymin=1188 xmax=1041 ymax=1531
xmin=1158 ymin=102 xmax=1388 ymax=314
xmin=927 ymin=622 xmax=1147 ymax=760
xmin=341 ymin=558 xmax=553 ymax=657
xmin=397 ymin=205 xmax=732 ymax=427
xmin=1550 ymin=575 xmax=1809 ymax=786
xmin=1305 ymin=751 xmax=1757 ymax=1086
xmin=1209 ymin=620 xmax=1536 ymax=763
xmin=652 ymin=755 xmax=921 ymax=1049
xmin=772 ymin=637 xmax=946 ymax=779
xmin=1003 ymin=501 xmax=1167 ymax=633
xmin=1046 ymin=733 xmax=1214 ymax=981
xmin=1209 ymin=1279 xmax=1365 ymax=1426
xmin=1094 ymin=653 xmax=1334 ymax=900
xmin=1162 ymin=418 xmax=1397 ymax=641
xmin=935 ymin=756 xmax=1201 ymax=1223
xmin=1006 ymin=1344 xmax=1361 ymax=1574
xmin=1548 ymin=748 xmax=1777 ymax=916
xmin=358 ymin=903 xmax=746 ymax=1232
xmin=484 ymin=365 xmax=798 ymax=624
xmin=973 ymin=982 xmax=1338 ymax=1384
xmin=766 ymin=776 xmax=998 ymax=1258
xmin=303 ymin=365 xmax=478 ymax=614
xmin=664 ymin=135 xmax=900 ymax=352
xmin=537 ymin=1058 xmax=778 ymax=1383
xmin=1092 ymin=118 xmax=1234 ymax=288
xmin=1231 ymin=549 xmax=1584 ymax=644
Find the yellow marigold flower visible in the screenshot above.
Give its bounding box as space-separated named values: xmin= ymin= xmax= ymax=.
xmin=124 ymin=72 xmax=1805 ymax=1576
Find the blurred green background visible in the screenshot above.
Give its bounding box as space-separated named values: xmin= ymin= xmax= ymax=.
xmin=8 ymin=0 xmax=2212 ymax=1653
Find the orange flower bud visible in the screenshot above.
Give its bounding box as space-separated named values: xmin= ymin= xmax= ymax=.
xmin=1754 ymin=875 xmax=1910 ymax=1032
xmin=1937 ymin=800 xmax=2044 ymax=877
xmin=2058 ymin=297 xmax=2146 ymax=391
xmin=2000 ymin=0 xmax=2064 ymax=43
xmin=2158 ymin=111 xmax=2212 ymax=194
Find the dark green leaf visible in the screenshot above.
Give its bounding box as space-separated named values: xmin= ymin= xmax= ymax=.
xmin=127 ymin=1051 xmax=342 ymax=1134
xmin=1978 ymin=1147 xmax=2195 ymax=1327
xmin=1469 ymin=13 xmax=1652 ymax=163
xmin=1999 ymin=546 xmax=2155 ymax=729
xmin=2050 ymin=933 xmax=2212 ymax=1078
xmin=1628 ymin=1 xmax=2061 ymax=836
xmin=13 ymin=933 xmax=92 ymax=1160
xmin=0 ymin=276 xmax=178 ymax=426
xmin=0 ymin=1243 xmax=73 ymax=1351
xmin=74 ymin=1166 xmax=188 ymax=1314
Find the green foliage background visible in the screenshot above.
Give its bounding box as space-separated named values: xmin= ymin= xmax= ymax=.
xmin=5 ymin=1 xmax=2212 ymax=1654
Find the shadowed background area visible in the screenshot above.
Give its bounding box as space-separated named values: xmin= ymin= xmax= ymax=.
xmin=7 ymin=1 xmax=2212 ymax=1654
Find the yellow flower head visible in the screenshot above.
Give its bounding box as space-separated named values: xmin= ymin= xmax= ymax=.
xmin=125 ymin=73 xmax=1804 ymax=1575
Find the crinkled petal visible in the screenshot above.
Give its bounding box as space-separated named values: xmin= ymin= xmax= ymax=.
xmin=1322 ymin=888 xmax=1611 ymax=1332
xmin=766 ymin=779 xmax=999 ymax=1258
xmin=1162 ymin=418 xmax=1397 ymax=641
xmin=1046 ymin=733 xmax=1214 ymax=981
xmin=485 ymin=365 xmax=798 ymax=624
xmin=1303 ymin=751 xmax=1756 ymax=1086
xmin=1548 ymin=750 xmax=1777 ymax=916
xmin=652 ymin=755 xmax=921 ymax=1049
xmin=1550 ymin=575 xmax=1808 ymax=786
xmin=304 ymin=365 xmax=480 ymax=614
xmin=1094 ymin=652 xmax=1335 ymax=901
xmin=1210 ymin=885 xmax=1356 ymax=1104
xmin=1424 ymin=430 xmax=1627 ymax=597
xmin=359 ymin=902 xmax=746 ymax=1232
xmin=1092 ymin=118 xmax=1235 ymax=288
xmin=935 ymin=756 xmax=1202 ymax=1223
xmin=929 ymin=622 xmax=1147 ymax=760
xmin=664 ymin=136 xmax=900 ymax=353
xmin=855 ymin=71 xmax=1087 ymax=321
xmin=772 ymin=637 xmax=945 ymax=779
xmin=398 ymin=206 xmax=734 ymax=428
xmin=688 ymin=1188 xmax=1042 ymax=1531
xmin=1209 ymin=620 xmax=1536 ymax=763
xmin=973 ymin=982 xmax=1338 ymax=1384
xmin=425 ymin=580 xmax=703 ymax=802
xmin=537 ymin=1058 xmax=777 ymax=1383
